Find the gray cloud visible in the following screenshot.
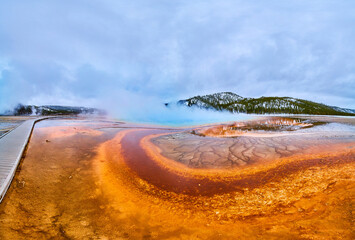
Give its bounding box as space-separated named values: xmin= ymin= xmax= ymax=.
xmin=1 ymin=0 xmax=355 ymax=117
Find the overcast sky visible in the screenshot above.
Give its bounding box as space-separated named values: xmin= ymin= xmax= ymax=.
xmin=1 ymin=0 xmax=355 ymax=116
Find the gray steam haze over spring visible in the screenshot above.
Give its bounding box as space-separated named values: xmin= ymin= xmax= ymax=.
xmin=1 ymin=0 xmax=355 ymax=123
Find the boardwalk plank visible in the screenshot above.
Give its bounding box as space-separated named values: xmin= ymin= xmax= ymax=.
xmin=0 ymin=117 xmax=50 ymax=202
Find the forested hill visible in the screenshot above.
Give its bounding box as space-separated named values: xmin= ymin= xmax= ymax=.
xmin=173 ymin=92 xmax=355 ymax=116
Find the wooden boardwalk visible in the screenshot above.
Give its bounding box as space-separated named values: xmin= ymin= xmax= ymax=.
xmin=0 ymin=117 xmax=50 ymax=202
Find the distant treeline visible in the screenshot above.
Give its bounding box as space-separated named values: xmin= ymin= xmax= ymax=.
xmin=5 ymin=104 xmax=105 ymax=116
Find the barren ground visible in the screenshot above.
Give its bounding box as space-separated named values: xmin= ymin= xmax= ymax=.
xmin=0 ymin=116 xmax=354 ymax=239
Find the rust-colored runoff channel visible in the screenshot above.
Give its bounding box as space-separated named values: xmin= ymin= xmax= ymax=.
xmin=120 ymin=129 xmax=355 ymax=196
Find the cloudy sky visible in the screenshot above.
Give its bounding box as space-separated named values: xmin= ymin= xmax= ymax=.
xmin=1 ymin=0 xmax=355 ymax=117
